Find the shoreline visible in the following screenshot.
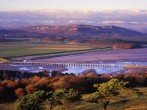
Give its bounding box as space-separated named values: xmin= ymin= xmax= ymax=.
xmin=31 ymin=48 xmax=147 ymax=63
xmin=1 ymin=48 xmax=147 ymax=74
xmin=10 ymin=48 xmax=147 ymax=63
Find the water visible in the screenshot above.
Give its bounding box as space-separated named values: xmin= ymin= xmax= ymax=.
xmin=64 ymin=66 xmax=123 ymax=74
xmin=9 ymin=61 xmax=147 ymax=74
xmin=63 ymin=61 xmax=147 ymax=74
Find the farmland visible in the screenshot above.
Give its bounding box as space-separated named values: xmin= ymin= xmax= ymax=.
xmin=0 ymin=38 xmax=97 ymax=58
xmin=0 ymin=36 xmax=146 ymax=59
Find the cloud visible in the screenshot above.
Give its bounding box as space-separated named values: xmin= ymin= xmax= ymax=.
xmin=102 ymin=21 xmax=126 ymax=24
xmin=0 ymin=10 xmax=147 ymax=32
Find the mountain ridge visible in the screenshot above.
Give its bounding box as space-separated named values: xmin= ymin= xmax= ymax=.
xmin=21 ymin=24 xmax=145 ymax=38
xmin=0 ymin=25 xmax=146 ymax=40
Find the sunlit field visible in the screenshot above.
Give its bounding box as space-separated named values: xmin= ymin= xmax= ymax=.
xmin=0 ymin=87 xmax=146 ymax=110
xmin=0 ymin=39 xmax=93 ymax=58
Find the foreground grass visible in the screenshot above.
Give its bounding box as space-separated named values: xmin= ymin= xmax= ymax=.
xmin=0 ymin=87 xmax=147 ymax=110
xmin=0 ymin=102 xmax=14 ymax=110
xmin=70 ymin=87 xmax=147 ymax=110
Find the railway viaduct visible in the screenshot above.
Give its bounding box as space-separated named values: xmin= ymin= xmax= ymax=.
xmin=3 ymin=61 xmax=147 ymax=69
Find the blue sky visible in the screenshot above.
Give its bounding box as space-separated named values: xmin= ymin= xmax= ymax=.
xmin=0 ymin=0 xmax=147 ymax=11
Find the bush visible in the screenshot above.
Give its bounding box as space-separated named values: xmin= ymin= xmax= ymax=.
xmin=52 ymin=88 xmax=81 ymax=109
xmin=15 ymin=90 xmax=49 ymax=110
xmin=15 ymin=88 xmax=26 ymax=97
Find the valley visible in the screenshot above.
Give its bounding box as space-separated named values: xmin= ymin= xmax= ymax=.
xmin=0 ymin=25 xmax=147 ymax=74
xmin=1 ymin=1 xmax=147 ymax=110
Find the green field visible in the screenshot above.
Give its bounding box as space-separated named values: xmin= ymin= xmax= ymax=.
xmin=1 ymin=37 xmax=146 ymax=59
xmin=0 ymin=87 xmax=146 ymax=110
xmin=0 ymin=38 xmax=111 ymax=59
xmin=0 ymin=39 xmax=93 ymax=58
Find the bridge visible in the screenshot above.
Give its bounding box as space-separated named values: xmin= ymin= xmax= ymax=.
xmin=3 ymin=61 xmax=147 ymax=69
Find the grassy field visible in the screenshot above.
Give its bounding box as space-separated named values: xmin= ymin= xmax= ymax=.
xmin=0 ymin=58 xmax=9 ymax=63
xmin=0 ymin=87 xmax=147 ymax=110
xmin=0 ymin=39 xmax=94 ymax=58
xmin=1 ymin=36 xmax=147 ymax=59
xmin=0 ymin=38 xmax=111 ymax=59
xmin=75 ymin=87 xmax=147 ymax=110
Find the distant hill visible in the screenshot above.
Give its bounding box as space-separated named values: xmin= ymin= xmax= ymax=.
xmin=0 ymin=29 xmax=46 ymax=38
xmin=21 ymin=25 xmax=145 ymax=38
xmin=0 ymin=25 xmax=146 ymax=44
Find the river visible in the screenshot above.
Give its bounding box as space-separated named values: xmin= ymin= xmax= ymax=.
xmin=1 ymin=48 xmax=147 ymax=74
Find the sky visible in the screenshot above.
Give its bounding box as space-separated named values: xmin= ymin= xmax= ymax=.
xmin=0 ymin=0 xmax=147 ymax=32
xmin=0 ymin=0 xmax=147 ymax=11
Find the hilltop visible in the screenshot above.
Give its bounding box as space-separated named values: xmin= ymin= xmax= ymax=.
xmin=0 ymin=25 xmax=145 ymax=38
xmin=0 ymin=25 xmax=147 ymax=45
xmin=21 ymin=25 xmax=145 ymax=38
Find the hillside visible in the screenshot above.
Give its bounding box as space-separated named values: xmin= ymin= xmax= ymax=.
xmin=22 ymin=25 xmax=145 ymax=38
xmin=0 ymin=25 xmax=146 ymax=44
xmin=0 ymin=30 xmax=46 ymax=38
xmin=0 ymin=25 xmax=145 ymax=39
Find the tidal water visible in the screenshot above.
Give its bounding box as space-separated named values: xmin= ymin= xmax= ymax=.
xmin=63 ymin=61 xmax=147 ymax=74
xmin=11 ymin=61 xmax=147 ymax=74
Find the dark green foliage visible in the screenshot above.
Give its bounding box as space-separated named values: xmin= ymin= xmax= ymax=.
xmin=15 ymin=90 xmax=49 ymax=110
xmin=15 ymin=89 xmax=81 ymax=110
xmin=52 ymin=89 xmax=81 ymax=105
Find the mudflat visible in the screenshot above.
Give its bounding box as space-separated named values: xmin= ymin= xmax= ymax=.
xmin=34 ymin=48 xmax=147 ymax=63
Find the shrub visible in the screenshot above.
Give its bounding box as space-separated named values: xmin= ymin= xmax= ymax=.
xmin=25 ymin=84 xmax=37 ymax=94
xmin=15 ymin=90 xmax=49 ymax=110
xmin=15 ymin=88 xmax=26 ymax=97
xmin=52 ymin=88 xmax=81 ymax=109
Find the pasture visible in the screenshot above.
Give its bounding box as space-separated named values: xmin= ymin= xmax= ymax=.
xmin=0 ymin=39 xmax=93 ymax=58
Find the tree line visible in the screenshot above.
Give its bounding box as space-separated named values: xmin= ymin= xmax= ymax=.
xmin=0 ymin=69 xmax=146 ymax=110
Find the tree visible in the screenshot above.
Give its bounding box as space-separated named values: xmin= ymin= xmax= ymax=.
xmin=0 ymin=85 xmax=5 ymax=98
xmin=51 ymin=88 xmax=81 ymax=110
xmin=89 ymin=79 xmax=135 ymax=110
xmin=15 ymin=88 xmax=26 ymax=97
xmin=15 ymin=90 xmax=50 ymax=110
xmin=25 ymin=84 xmax=37 ymax=94
xmin=50 ymin=76 xmax=71 ymax=89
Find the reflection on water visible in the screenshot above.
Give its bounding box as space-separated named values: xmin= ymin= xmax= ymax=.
xmin=64 ymin=66 xmax=123 ymax=74
xmin=16 ymin=61 xmax=147 ymax=74
xmin=64 ymin=61 xmax=147 ymax=74
xmin=19 ymin=66 xmax=44 ymax=71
